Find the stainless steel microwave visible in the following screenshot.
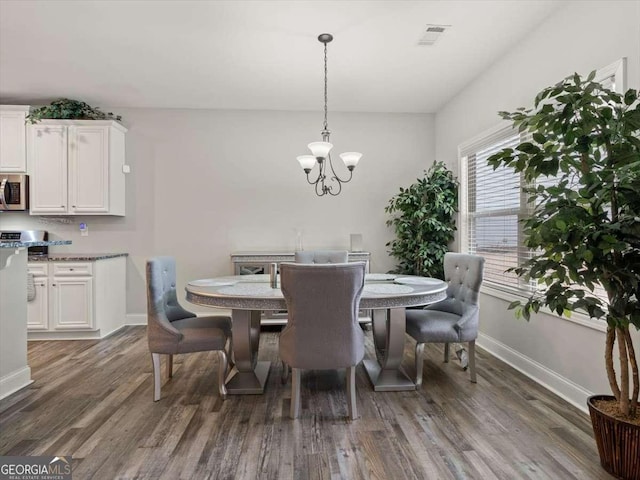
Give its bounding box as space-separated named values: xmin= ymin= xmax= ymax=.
xmin=0 ymin=174 xmax=28 ymax=211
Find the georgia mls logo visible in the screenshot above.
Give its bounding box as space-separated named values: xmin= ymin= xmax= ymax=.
xmin=0 ymin=455 xmax=72 ymax=480
xmin=49 ymin=457 xmax=71 ymax=474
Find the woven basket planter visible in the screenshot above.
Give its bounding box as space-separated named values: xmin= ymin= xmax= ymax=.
xmin=588 ymin=395 xmax=640 ymax=480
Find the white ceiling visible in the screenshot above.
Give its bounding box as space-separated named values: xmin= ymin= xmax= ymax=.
xmin=0 ymin=0 xmax=562 ymax=113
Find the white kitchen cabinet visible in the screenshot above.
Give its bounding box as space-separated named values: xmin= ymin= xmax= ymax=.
xmin=51 ymin=276 xmax=94 ymax=330
xmin=28 ymin=120 xmax=127 ymax=216
xmin=27 ymin=256 xmax=126 ymax=339
xmin=28 ymin=124 xmax=67 ymax=213
xmin=0 ymin=105 xmax=29 ymax=173
xmin=27 ymin=275 xmax=49 ymax=331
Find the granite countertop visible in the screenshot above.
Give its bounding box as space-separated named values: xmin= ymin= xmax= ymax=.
xmin=0 ymin=240 xmax=72 ymax=249
xmin=28 ymin=253 xmax=129 ymax=262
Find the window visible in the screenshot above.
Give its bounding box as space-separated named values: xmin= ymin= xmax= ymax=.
xmin=459 ymin=59 xmax=626 ymax=295
xmin=460 ymin=126 xmax=532 ymax=293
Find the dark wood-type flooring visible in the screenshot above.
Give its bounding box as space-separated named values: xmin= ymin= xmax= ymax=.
xmin=0 ymin=326 xmax=610 ymax=479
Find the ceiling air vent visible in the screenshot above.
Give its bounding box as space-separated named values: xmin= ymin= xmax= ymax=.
xmin=418 ymin=24 xmax=451 ymax=46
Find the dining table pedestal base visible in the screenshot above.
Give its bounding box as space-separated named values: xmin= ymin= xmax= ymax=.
xmin=225 ymin=361 xmax=270 ymax=395
xmin=363 ymin=359 xmax=415 ymax=391
xmin=363 ymin=307 xmax=416 ymax=391
xmin=225 ymin=309 xmax=270 ymax=394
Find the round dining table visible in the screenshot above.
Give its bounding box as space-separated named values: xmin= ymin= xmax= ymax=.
xmin=185 ymin=273 xmax=447 ymax=394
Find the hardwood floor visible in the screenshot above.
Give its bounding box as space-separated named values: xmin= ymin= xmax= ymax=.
xmin=0 ymin=326 xmax=609 ymax=479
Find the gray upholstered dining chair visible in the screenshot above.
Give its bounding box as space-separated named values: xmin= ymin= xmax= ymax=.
xmin=279 ymin=262 xmax=366 ymax=420
xmin=405 ymin=253 xmax=485 ymax=387
xmin=294 ymin=250 xmax=349 ymax=264
xmin=146 ymin=256 xmax=232 ymax=401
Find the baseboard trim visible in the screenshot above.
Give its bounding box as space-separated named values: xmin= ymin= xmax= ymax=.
xmin=126 ymin=314 xmax=147 ymax=326
xmin=28 ymin=324 xmax=127 ymax=341
xmin=0 ymin=366 xmax=33 ymax=401
xmin=99 ymin=324 xmax=127 ymax=339
xmin=477 ymin=332 xmax=592 ymax=414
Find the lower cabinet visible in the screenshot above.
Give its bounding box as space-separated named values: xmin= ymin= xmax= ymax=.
xmin=51 ymin=276 xmax=94 ymax=330
xmin=27 ymin=257 xmax=125 ymax=339
xmin=27 ymin=276 xmax=48 ymax=330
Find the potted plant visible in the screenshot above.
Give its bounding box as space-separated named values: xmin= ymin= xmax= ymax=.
xmin=487 ymin=72 xmax=640 ymax=479
xmin=385 ymin=161 xmax=458 ymax=278
xmin=27 ymin=98 xmax=122 ymax=123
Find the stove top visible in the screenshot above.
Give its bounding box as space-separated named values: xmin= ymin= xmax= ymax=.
xmin=0 ymin=230 xmax=47 ymax=243
xmin=0 ymin=230 xmax=49 ymax=255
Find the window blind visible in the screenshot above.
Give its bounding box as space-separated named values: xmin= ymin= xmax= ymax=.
xmin=464 ymin=130 xmax=533 ymax=292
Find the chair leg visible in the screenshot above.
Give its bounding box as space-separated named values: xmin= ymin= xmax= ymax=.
xmin=290 ymin=368 xmax=301 ymax=419
xmin=415 ymin=343 xmax=425 ymax=389
xmin=151 ymin=353 xmax=162 ymax=401
xmin=166 ymin=354 xmax=173 ymax=379
xmin=444 ymin=343 xmax=450 ymax=363
xmin=281 ymin=360 xmax=290 ymax=384
xmin=469 ymin=340 xmax=477 ymax=383
xmin=346 ymin=366 xmax=358 ymax=420
xmin=218 ymin=350 xmax=228 ymax=400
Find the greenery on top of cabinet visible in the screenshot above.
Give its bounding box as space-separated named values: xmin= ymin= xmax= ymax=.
xmin=27 ymin=99 xmax=122 ymax=124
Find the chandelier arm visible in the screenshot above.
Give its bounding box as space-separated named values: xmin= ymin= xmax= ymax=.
xmin=315 ymin=159 xmax=327 ymax=195
xmin=327 ymin=178 xmax=342 ymax=196
xmin=315 ymin=178 xmax=326 ymax=196
xmin=305 ymin=158 xmax=326 ymax=185
xmin=334 ymin=169 xmax=353 ymax=183
xmin=305 ymin=172 xmax=320 ymax=185
xmin=326 ymin=153 xmax=353 ymax=184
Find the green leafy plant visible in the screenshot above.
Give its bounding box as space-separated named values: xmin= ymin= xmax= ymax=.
xmin=488 ymin=72 xmax=640 ymax=418
xmin=385 ymin=161 xmax=458 ymax=278
xmin=27 ymin=98 xmax=122 ymax=123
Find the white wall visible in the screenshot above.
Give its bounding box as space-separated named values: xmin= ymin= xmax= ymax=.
xmin=0 ymin=109 xmax=434 ymax=315
xmin=435 ymin=0 xmax=640 ymax=410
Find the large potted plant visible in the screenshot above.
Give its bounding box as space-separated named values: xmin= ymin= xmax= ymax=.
xmin=488 ymin=72 xmax=640 ymax=479
xmin=385 ymin=161 xmax=458 ymax=278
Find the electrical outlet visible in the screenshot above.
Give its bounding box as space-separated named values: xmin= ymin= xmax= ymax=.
xmin=80 ymin=223 xmax=89 ymax=236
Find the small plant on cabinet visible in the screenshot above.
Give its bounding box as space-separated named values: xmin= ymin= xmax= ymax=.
xmin=27 ymin=98 xmax=122 ymax=123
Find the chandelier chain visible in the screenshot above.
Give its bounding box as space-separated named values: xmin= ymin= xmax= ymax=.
xmin=323 ymin=41 xmax=328 ymax=132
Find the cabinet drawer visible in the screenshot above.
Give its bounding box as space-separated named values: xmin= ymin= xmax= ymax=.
xmin=28 ymin=263 xmax=49 ymax=277
xmin=53 ymin=262 xmax=93 ymax=276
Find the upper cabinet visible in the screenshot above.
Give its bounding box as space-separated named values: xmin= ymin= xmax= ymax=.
xmin=28 ymin=120 xmax=127 ymax=216
xmin=0 ymin=105 xmax=29 ymax=173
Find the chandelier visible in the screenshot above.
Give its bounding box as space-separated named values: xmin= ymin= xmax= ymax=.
xmin=296 ymin=33 xmax=362 ymax=197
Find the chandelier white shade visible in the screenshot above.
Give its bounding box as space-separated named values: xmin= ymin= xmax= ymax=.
xmin=339 ymin=152 xmax=362 ymax=169
xmin=297 ymin=33 xmax=362 ymax=196
xmin=307 ymin=141 xmax=333 ymax=159
xmin=296 ymin=155 xmax=316 ymax=172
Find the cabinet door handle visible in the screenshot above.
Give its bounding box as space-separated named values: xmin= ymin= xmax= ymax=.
xmin=69 ymin=268 xmax=74 ymax=271
xmin=52 ymin=284 xmax=56 ymax=286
